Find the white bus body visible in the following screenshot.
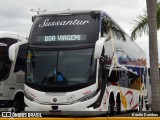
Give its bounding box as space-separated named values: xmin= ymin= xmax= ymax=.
xmin=25 ymin=11 xmax=148 ymax=115
xmin=0 ymin=31 xmax=28 ymax=112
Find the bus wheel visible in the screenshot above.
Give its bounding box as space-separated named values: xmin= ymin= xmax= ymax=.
xmin=141 ymin=96 xmax=143 ymax=109
xmin=108 ymin=97 xmax=114 ymax=116
xmin=138 ymin=98 xmax=142 ymax=111
xmin=13 ymin=93 xmax=25 ymax=113
xmin=13 ymin=100 xmax=23 ymax=113
xmin=115 ymin=97 xmax=121 ymax=114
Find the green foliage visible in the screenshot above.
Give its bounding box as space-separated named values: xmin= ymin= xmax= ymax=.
xmin=131 ymin=12 xmax=148 ymax=40
xmin=131 ymin=1 xmax=160 ymax=40
xmin=102 ymin=17 xmax=126 ymax=41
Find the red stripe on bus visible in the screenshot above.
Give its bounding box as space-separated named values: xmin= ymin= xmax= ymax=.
xmin=131 ymin=103 xmax=139 ymax=110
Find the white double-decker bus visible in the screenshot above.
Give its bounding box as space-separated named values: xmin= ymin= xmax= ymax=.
xmin=25 ymin=11 xmax=148 ymax=115
xmin=0 ymin=31 xmax=27 ymax=112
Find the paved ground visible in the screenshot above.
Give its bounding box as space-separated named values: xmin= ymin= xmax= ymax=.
xmin=0 ymin=103 xmax=152 ymax=118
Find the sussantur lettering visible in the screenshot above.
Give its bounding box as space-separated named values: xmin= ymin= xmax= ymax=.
xmin=39 ymin=19 xmax=90 ymax=27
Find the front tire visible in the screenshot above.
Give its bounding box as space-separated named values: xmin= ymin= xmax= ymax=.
xmin=115 ymin=99 xmax=121 ymax=114
xmin=108 ymin=97 xmax=114 ymax=116
xmin=13 ymin=100 xmax=24 ymax=113
xmin=138 ymin=98 xmax=142 ymax=111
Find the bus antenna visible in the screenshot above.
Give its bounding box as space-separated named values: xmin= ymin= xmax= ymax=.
xmin=30 ymin=8 xmax=47 ymax=15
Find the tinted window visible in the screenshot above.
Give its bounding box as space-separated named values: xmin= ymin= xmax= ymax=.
xmin=0 ymin=47 xmax=5 ymax=79
xmin=0 ymin=46 xmax=11 ymax=80
xmin=14 ymin=43 xmax=28 ymax=72
xmin=29 ymin=13 xmax=100 ymax=46
xmin=108 ymin=71 xmax=119 ymax=82
xmin=119 ymin=70 xmax=129 ymax=88
xmin=0 ymin=38 xmax=17 ymax=80
xmin=0 ymin=38 xmax=17 ymax=46
xmin=26 ymin=48 xmax=96 ymax=92
xmin=116 ymin=50 xmax=142 ymax=66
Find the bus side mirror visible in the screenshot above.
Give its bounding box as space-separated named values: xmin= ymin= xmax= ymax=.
xmin=9 ymin=42 xmax=21 ymax=61
xmin=94 ymin=37 xmax=107 ymax=59
xmin=9 ymin=44 xmax=16 ymax=61
xmin=32 ymin=15 xmax=38 ymax=22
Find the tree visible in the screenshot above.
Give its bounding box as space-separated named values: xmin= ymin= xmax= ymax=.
xmin=131 ymin=1 xmax=160 ymax=40
xmin=147 ymin=0 xmax=160 ymax=111
xmin=131 ymin=0 xmax=160 ymax=111
xmin=102 ymin=17 xmax=126 ymax=41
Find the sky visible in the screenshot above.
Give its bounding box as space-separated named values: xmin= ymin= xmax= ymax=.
xmin=0 ymin=0 xmax=158 ymax=66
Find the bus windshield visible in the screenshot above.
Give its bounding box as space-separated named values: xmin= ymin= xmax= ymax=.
xmin=0 ymin=46 xmax=9 ymax=80
xmin=0 ymin=47 xmax=4 ymax=79
xmin=26 ymin=48 xmax=96 ymax=92
xmin=29 ymin=13 xmax=100 ymax=46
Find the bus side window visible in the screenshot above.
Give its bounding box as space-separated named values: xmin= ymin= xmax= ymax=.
xmin=101 ymin=16 xmax=108 ymax=37
xmin=0 ymin=47 xmax=11 ymax=80
xmin=128 ymin=72 xmax=141 ymax=90
xmin=119 ymin=70 xmax=128 ymax=87
xmin=0 ymin=47 xmax=5 ymax=80
xmin=0 ymin=38 xmax=17 ymax=80
xmin=108 ymin=71 xmax=119 ymax=85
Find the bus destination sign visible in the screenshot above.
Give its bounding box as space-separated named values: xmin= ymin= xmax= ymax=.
xmin=37 ymin=34 xmax=87 ymax=42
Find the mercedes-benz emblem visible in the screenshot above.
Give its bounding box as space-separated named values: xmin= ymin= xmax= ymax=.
xmin=53 ymin=98 xmax=57 ymax=102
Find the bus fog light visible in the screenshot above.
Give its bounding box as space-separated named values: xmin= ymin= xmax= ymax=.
xmin=88 ymin=107 xmax=94 ymax=110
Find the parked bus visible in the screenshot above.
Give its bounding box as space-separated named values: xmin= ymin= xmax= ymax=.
xmin=25 ymin=10 xmax=148 ymax=115
xmin=0 ymin=31 xmax=28 ymax=112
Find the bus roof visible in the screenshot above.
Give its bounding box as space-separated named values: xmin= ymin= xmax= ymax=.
xmin=38 ymin=10 xmax=101 ymax=16
xmin=33 ymin=10 xmax=126 ymax=34
xmin=0 ymin=31 xmax=28 ymax=43
xmin=36 ymin=10 xmax=127 ymax=37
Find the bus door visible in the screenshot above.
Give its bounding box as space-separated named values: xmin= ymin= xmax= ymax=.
xmin=119 ymin=70 xmax=128 ymax=88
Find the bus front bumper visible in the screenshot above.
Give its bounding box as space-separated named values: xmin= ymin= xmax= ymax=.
xmin=24 ymin=96 xmax=105 ymax=116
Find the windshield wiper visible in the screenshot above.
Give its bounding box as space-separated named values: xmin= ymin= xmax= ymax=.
xmin=68 ymin=80 xmax=87 ymax=85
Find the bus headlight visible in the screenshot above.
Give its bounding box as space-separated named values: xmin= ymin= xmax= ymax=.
xmin=24 ymin=91 xmax=35 ymax=101
xmin=78 ymin=90 xmax=97 ymax=102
